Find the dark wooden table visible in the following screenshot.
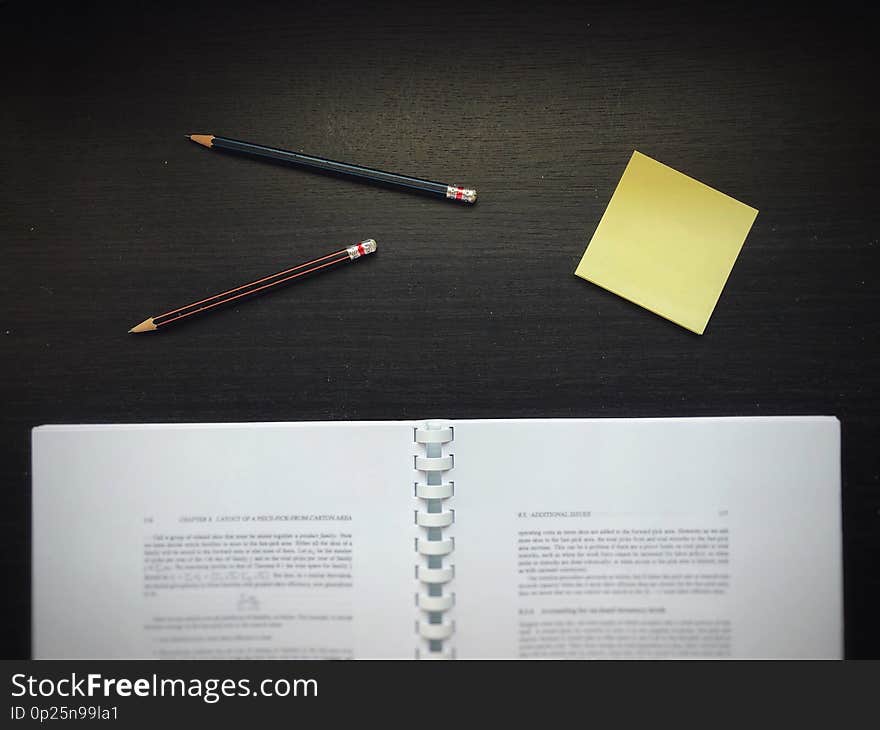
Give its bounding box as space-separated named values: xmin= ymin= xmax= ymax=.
xmin=2 ymin=1 xmax=877 ymax=658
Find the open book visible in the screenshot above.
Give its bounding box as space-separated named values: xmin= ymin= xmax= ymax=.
xmin=32 ymin=417 xmax=842 ymax=659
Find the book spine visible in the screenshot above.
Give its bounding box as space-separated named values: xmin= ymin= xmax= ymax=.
xmin=413 ymin=421 xmax=456 ymax=659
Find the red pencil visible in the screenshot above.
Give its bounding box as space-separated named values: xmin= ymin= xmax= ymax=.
xmin=128 ymin=239 xmax=377 ymax=333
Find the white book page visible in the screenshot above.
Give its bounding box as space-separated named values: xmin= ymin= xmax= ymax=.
xmin=32 ymin=422 xmax=415 ymax=659
xmin=450 ymin=417 xmax=841 ymax=658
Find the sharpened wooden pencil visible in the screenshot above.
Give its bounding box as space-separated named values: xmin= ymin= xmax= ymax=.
xmin=186 ymin=134 xmax=477 ymax=204
xmin=128 ymin=239 xmax=377 ymax=333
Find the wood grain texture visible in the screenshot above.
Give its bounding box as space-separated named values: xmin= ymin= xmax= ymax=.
xmin=1 ymin=0 xmax=878 ymax=657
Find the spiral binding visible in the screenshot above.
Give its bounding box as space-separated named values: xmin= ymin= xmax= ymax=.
xmin=414 ymin=421 xmax=455 ymax=659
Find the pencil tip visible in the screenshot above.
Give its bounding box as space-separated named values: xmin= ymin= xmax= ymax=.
xmin=188 ymin=134 xmax=215 ymax=148
xmin=128 ymin=318 xmax=157 ymax=334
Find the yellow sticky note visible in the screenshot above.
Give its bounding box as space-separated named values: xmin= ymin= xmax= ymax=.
xmin=574 ymin=151 xmax=758 ymax=334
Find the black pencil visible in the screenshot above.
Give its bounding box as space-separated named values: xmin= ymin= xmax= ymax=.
xmin=186 ymin=134 xmax=477 ymax=204
xmin=128 ymin=239 xmax=377 ymax=333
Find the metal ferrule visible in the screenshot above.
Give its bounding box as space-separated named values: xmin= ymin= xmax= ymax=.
xmin=445 ymin=185 xmax=477 ymax=204
xmin=346 ymin=239 xmax=378 ymax=259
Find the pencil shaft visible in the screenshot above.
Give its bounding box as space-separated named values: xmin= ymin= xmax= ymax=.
xmin=214 ymin=136 xmax=449 ymax=196
xmin=156 ymin=249 xmax=347 ymax=322
xmin=154 ymin=253 xmax=351 ymax=327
